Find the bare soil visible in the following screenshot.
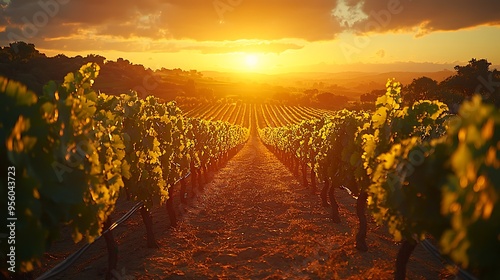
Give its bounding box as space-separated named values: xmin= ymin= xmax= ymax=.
xmin=35 ymin=134 xmax=453 ymax=279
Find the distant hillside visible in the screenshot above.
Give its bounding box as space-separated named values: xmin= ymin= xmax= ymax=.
xmin=201 ymin=70 xmax=455 ymax=98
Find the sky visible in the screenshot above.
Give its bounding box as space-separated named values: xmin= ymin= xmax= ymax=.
xmin=1 ymin=0 xmax=500 ymax=74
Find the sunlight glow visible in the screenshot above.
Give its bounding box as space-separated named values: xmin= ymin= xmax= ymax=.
xmin=245 ymin=54 xmax=259 ymax=68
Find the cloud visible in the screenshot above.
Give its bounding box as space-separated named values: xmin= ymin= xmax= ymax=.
xmin=0 ymin=0 xmax=499 ymax=51
xmin=351 ymin=0 xmax=500 ymax=35
xmin=161 ymin=0 xmax=344 ymax=41
xmin=193 ymin=41 xmax=304 ymax=54
xmin=0 ymin=0 xmax=173 ymax=42
xmin=32 ymin=36 xmax=304 ymax=55
xmin=332 ymin=0 xmax=367 ymax=28
xmin=0 ymin=0 xmax=343 ymax=44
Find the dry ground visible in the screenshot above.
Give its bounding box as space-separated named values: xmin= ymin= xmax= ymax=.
xmin=35 ymin=134 xmax=453 ymax=279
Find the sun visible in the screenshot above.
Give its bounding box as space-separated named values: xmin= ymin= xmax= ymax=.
xmin=245 ymin=54 xmax=259 ymax=68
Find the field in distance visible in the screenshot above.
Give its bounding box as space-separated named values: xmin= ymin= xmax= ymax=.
xmin=180 ymin=102 xmax=335 ymax=129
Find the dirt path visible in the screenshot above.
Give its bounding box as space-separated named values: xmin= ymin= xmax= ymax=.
xmin=137 ymin=134 xmax=448 ymax=279
xmin=38 ymin=133 xmax=451 ymax=279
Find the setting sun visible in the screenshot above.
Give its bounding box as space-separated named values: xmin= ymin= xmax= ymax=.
xmin=1 ymin=1 xmax=500 ymax=279
xmin=244 ymin=54 xmax=259 ymax=69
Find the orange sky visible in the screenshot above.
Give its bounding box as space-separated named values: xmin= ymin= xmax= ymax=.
xmin=1 ymin=0 xmax=500 ymax=74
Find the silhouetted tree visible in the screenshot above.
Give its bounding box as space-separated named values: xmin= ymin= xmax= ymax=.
xmin=314 ymin=92 xmax=349 ymax=109
xmin=360 ymin=89 xmax=385 ymax=103
xmin=441 ymin=59 xmax=493 ymax=96
xmin=403 ymin=77 xmax=439 ymax=104
xmin=304 ymin=88 xmax=319 ymax=96
xmin=8 ymin=41 xmax=40 ymax=62
xmin=85 ymin=54 xmax=106 ymax=65
xmin=440 ymin=58 xmax=500 ymax=106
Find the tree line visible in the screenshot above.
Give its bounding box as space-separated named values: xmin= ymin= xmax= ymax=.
xmin=0 ymin=41 xmax=209 ymax=102
xmin=1 ymin=42 xmax=498 ymax=112
xmin=361 ymin=59 xmax=500 ymax=112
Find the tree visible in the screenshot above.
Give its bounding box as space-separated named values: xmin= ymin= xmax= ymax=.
xmin=403 ymin=77 xmax=438 ymax=104
xmin=85 ymin=54 xmax=106 ymax=66
xmin=304 ymin=88 xmax=319 ymax=96
xmin=440 ymin=58 xmax=500 ymax=106
xmin=360 ymin=89 xmax=385 ymax=103
xmin=0 ymin=47 xmax=12 ymax=63
xmin=8 ymin=41 xmax=40 ymax=62
xmin=441 ymin=58 xmax=493 ymax=96
xmin=314 ymin=92 xmax=349 ymax=109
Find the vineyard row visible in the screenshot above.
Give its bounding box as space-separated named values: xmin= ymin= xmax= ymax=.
xmin=0 ymin=63 xmax=249 ymax=277
xmin=259 ymin=80 xmax=499 ymax=280
xmin=181 ymin=102 xmax=334 ymax=129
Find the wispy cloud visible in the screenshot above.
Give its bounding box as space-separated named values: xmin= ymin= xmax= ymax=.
xmin=0 ymin=0 xmax=498 ymax=54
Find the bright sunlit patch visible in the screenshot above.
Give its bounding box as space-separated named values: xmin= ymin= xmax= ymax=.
xmin=331 ymin=0 xmax=367 ymax=28
xmin=245 ymin=54 xmax=259 ymax=68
